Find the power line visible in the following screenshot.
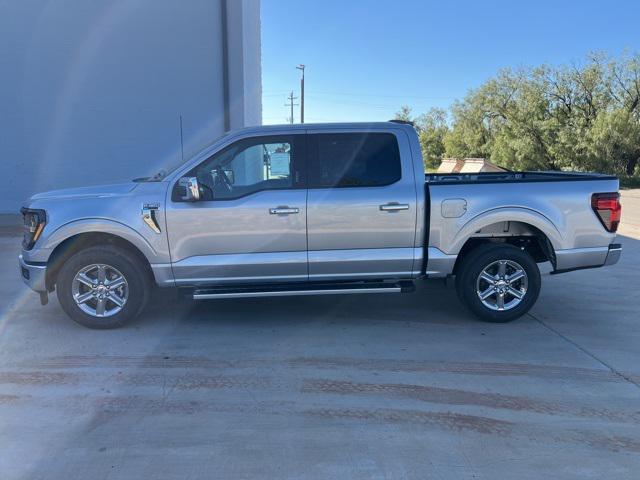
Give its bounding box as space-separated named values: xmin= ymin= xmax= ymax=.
xmin=309 ymin=91 xmax=457 ymax=100
xmin=264 ymin=90 xmax=457 ymax=100
xmin=284 ymin=91 xmax=299 ymax=124
xmin=300 ymin=96 xmax=450 ymax=111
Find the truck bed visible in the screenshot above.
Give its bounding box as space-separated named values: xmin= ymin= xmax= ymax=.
xmin=423 ymin=170 xmax=620 ymax=277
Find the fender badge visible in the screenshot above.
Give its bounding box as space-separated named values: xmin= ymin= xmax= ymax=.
xmin=142 ymin=203 xmax=161 ymax=233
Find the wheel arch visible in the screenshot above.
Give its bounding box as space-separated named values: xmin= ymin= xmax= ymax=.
xmin=45 ymin=231 xmax=154 ymax=291
xmin=450 ymin=208 xmax=562 ymax=251
xmin=452 ymin=218 xmax=558 ymax=276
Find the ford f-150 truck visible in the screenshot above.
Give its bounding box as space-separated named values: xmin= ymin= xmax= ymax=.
xmin=18 ymin=122 xmax=622 ymax=329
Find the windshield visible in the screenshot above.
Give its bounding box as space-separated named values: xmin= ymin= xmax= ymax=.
xmin=134 ymin=133 xmax=227 ymax=182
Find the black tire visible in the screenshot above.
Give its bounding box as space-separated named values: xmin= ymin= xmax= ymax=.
xmin=56 ymin=245 xmax=151 ymax=329
xmin=455 ymin=243 xmax=541 ymax=323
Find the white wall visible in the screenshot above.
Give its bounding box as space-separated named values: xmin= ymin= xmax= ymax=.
xmin=0 ymin=0 xmax=261 ymax=213
xmin=227 ymin=0 xmax=262 ymax=128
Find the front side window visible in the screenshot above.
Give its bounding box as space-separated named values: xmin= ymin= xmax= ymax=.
xmin=308 ymin=133 xmax=401 ymax=188
xmin=185 ymin=136 xmax=296 ymax=200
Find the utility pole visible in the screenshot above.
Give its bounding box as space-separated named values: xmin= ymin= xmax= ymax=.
xmin=284 ymin=91 xmax=298 ymax=124
xmin=296 ymin=64 xmax=305 ymax=123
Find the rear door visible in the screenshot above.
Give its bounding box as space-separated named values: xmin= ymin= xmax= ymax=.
xmin=306 ymin=129 xmax=419 ymax=280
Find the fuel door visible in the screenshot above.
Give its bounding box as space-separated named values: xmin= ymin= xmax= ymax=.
xmin=441 ymin=198 xmax=467 ymax=218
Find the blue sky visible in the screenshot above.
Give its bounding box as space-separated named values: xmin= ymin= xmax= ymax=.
xmin=261 ymin=0 xmax=640 ymax=124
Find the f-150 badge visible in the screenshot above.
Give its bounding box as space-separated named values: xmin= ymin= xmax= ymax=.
xmin=142 ymin=203 xmax=161 ymax=233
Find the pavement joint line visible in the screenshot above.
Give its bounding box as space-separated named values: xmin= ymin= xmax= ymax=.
xmin=528 ymin=312 xmax=640 ymax=391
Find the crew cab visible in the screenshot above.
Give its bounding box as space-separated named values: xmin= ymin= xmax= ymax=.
xmin=18 ymin=122 xmax=622 ymax=328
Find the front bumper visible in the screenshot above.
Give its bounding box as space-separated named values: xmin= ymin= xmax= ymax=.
xmin=18 ymin=254 xmax=47 ymax=293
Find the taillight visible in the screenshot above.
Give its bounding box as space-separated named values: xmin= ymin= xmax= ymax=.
xmin=591 ymin=192 xmax=621 ymax=233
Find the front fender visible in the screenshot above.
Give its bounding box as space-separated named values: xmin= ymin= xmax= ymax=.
xmin=26 ymin=218 xmax=164 ymax=264
xmin=448 ymin=207 xmax=564 ymax=255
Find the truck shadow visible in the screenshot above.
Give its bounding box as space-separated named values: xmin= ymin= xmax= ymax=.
xmin=143 ymin=279 xmax=472 ymax=329
xmin=140 ymin=231 xmax=639 ymax=331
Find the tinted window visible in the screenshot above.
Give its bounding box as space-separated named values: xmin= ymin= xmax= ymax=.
xmin=309 ymin=133 xmax=401 ymax=188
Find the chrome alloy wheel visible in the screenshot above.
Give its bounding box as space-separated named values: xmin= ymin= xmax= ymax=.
xmin=475 ymin=259 xmax=528 ymax=311
xmin=71 ymin=264 xmax=129 ymax=317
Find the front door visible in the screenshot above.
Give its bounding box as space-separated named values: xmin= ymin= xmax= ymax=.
xmin=305 ymin=130 xmax=418 ymax=280
xmin=165 ymin=134 xmax=307 ymax=286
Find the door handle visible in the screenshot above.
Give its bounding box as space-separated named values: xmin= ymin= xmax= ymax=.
xmin=379 ymin=203 xmax=410 ymax=212
xmin=269 ymin=207 xmax=300 ymax=215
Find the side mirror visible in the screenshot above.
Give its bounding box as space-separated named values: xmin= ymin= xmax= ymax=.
xmin=178 ymin=176 xmax=201 ymax=202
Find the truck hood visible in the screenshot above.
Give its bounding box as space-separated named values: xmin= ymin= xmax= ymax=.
xmin=29 ymin=182 xmax=138 ymax=201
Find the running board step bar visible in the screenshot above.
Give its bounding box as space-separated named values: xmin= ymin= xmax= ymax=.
xmin=192 ymin=281 xmax=415 ymax=300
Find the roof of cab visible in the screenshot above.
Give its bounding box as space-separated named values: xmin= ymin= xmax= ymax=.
xmin=226 ymin=121 xmax=414 ymax=136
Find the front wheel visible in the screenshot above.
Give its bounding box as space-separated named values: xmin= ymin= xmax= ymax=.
xmin=56 ymin=245 xmax=151 ymax=329
xmin=455 ymin=243 xmax=541 ymax=323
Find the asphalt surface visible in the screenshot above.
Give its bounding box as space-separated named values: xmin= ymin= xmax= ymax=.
xmin=1 ymin=191 xmax=639 ymax=479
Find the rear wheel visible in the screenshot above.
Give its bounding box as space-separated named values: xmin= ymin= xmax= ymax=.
xmin=56 ymin=245 xmax=150 ymax=329
xmin=455 ymin=243 xmax=541 ymax=323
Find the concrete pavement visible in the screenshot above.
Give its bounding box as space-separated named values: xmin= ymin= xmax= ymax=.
xmin=0 ymin=191 xmax=639 ymax=479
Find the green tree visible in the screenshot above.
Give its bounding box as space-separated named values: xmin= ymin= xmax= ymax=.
xmin=440 ymin=54 xmax=640 ymax=173
xmin=417 ymin=108 xmax=449 ymax=169
xmin=586 ymin=109 xmax=640 ymax=175
xmin=443 ymin=86 xmax=498 ymax=161
xmin=394 ymin=106 xmax=450 ymax=170
xmin=398 ymin=52 xmax=640 ymax=175
xmin=393 ymin=105 xmax=414 ymax=124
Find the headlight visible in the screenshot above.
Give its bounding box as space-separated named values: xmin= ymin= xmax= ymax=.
xmin=20 ymin=208 xmax=46 ymax=250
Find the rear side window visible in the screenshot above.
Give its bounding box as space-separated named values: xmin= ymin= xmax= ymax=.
xmin=308 ymin=133 xmax=401 ymax=188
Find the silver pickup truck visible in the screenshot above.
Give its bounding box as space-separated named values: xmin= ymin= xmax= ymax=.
xmin=18 ymin=122 xmax=622 ymax=329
